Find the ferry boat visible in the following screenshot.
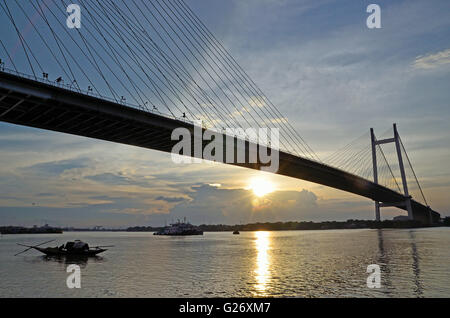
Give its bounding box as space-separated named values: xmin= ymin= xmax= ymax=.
xmin=154 ymin=218 xmax=203 ymax=236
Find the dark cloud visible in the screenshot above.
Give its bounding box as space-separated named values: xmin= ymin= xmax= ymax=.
xmin=24 ymin=158 xmax=90 ymax=176
xmin=89 ymin=195 xmax=119 ymax=201
xmin=84 ymin=172 xmax=158 ymax=189
xmin=320 ymin=52 xmax=367 ymax=67
xmin=85 ymin=173 xmax=131 ymax=185
xmin=155 ymin=196 xmax=187 ymax=203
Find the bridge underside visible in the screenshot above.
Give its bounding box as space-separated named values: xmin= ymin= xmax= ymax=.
xmin=0 ymin=72 xmax=440 ymax=224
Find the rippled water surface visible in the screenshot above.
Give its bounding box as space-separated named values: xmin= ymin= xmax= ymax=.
xmin=1 ymin=228 xmax=449 ymax=297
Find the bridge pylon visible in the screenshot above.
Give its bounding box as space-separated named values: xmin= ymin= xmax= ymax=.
xmin=370 ymin=123 xmax=413 ymax=221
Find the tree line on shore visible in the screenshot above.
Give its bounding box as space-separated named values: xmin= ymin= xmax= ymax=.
xmin=3 ymin=217 xmax=448 ymax=234
xmin=127 ymin=218 xmax=443 ymax=232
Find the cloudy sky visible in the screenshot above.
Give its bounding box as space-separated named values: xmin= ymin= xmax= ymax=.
xmin=0 ymin=0 xmax=449 ymax=227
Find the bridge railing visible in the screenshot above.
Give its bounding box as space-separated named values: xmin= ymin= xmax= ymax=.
xmin=0 ymin=67 xmax=195 ymax=125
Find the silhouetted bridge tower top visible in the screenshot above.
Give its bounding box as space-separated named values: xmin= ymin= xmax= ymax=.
xmin=0 ymin=0 xmax=440 ymax=224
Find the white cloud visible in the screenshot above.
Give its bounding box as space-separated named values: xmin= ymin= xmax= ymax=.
xmin=413 ymin=49 xmax=450 ymax=69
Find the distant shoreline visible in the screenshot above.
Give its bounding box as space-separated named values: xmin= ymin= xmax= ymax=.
xmin=0 ymin=226 xmax=62 ymax=235
xmin=2 ymin=218 xmax=449 ymax=235
xmin=126 ymin=219 xmax=447 ymax=232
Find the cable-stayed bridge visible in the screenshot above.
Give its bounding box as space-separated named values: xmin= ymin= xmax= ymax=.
xmin=0 ymin=0 xmax=440 ymax=224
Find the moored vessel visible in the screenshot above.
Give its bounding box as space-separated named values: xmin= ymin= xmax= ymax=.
xmin=154 ymin=218 xmax=203 ymax=236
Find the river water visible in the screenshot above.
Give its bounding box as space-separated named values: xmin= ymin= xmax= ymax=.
xmin=0 ymin=228 xmax=449 ymax=297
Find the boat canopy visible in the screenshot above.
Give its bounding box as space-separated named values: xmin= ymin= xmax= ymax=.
xmin=66 ymin=240 xmax=89 ymax=250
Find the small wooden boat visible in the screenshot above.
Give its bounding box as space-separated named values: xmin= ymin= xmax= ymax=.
xmin=15 ymin=240 xmax=113 ymax=257
xmin=233 ymin=230 xmax=240 ymax=235
xmin=32 ymin=246 xmax=107 ymax=256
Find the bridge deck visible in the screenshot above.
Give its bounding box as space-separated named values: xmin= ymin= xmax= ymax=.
xmin=0 ymin=71 xmax=440 ymax=224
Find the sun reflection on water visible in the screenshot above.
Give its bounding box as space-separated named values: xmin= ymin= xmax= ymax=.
xmin=254 ymin=231 xmax=271 ymax=295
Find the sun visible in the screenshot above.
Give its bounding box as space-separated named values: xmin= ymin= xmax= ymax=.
xmin=248 ymin=178 xmax=275 ymax=197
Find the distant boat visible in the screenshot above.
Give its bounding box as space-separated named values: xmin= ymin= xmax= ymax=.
xmin=154 ymin=219 xmax=203 ymax=236
xmin=15 ymin=239 xmax=113 ymax=257
xmin=233 ymin=230 xmax=240 ymax=235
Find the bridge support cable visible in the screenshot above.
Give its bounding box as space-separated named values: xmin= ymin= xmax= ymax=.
xmin=85 ymin=0 xmax=257 ymax=132
xmin=0 ymin=39 xmax=17 ymax=72
xmin=56 ymin=0 xmax=150 ymax=107
xmin=101 ymin=0 xmax=270 ymax=142
xmin=399 ymin=138 xmax=433 ymax=223
xmin=159 ymin=0 xmax=317 ymax=160
xmin=27 ymin=0 xmax=107 ymax=98
xmin=104 ymin=0 xmax=229 ymax=123
xmin=91 ymin=0 xmax=246 ymax=131
xmin=324 ymin=131 xmax=375 ymax=178
xmin=16 ymin=0 xmax=81 ymax=92
xmin=0 ymin=1 xmax=40 ymax=78
xmin=174 ymin=0 xmax=321 ymax=161
xmin=376 ymin=144 xmax=401 ymax=193
xmin=34 ymin=0 xmax=123 ymax=102
xmin=43 ymin=0 xmax=125 ymax=103
xmin=138 ymin=0 xmax=305 ymax=156
xmin=92 ymin=0 xmax=221 ymax=123
xmin=121 ymin=0 xmax=247 ymax=131
xmin=399 ymin=136 xmax=429 ymax=207
xmin=79 ymin=0 xmax=202 ymax=118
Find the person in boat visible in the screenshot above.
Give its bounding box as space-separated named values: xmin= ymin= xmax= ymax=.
xmin=65 ymin=240 xmax=89 ymax=252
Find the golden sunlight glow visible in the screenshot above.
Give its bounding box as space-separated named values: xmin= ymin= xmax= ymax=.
xmin=254 ymin=231 xmax=271 ymax=295
xmin=247 ymin=178 xmax=275 ymax=197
